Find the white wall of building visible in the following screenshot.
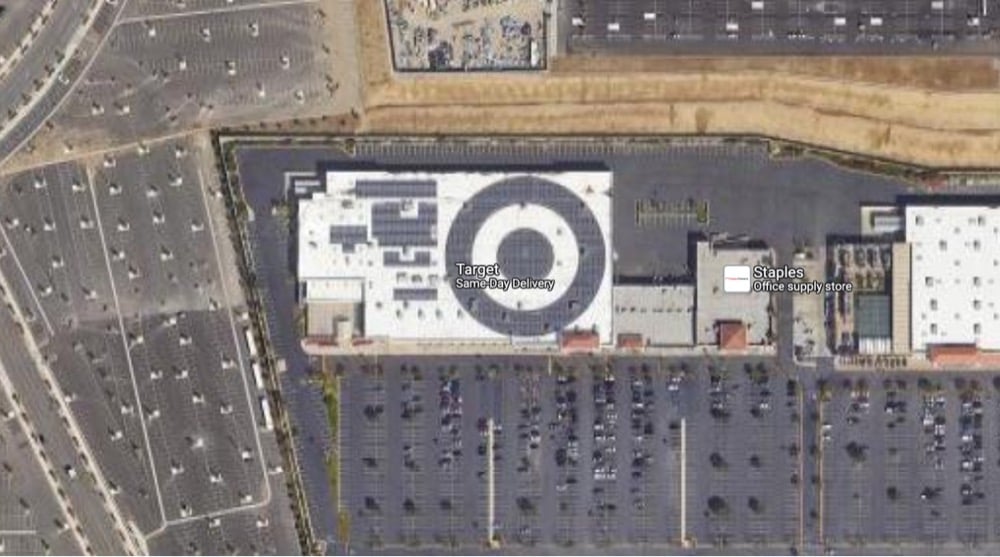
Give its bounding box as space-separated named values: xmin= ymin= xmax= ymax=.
xmin=907 ymin=205 xmax=1000 ymax=351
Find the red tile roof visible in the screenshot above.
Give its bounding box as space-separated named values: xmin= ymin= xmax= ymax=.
xmin=928 ymin=344 xmax=981 ymax=366
xmin=617 ymin=334 xmax=645 ymax=350
xmin=561 ymin=331 xmax=600 ymax=353
xmin=718 ymin=321 xmax=748 ymax=351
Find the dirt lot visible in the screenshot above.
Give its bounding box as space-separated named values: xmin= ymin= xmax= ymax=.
xmin=550 ymin=55 xmax=1000 ymax=91
xmin=357 ymin=0 xmax=1000 ymax=168
xmin=3 ymin=1 xmax=999 ymax=172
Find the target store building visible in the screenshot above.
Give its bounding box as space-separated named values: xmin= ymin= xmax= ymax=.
xmin=296 ymin=169 xmax=614 ymax=351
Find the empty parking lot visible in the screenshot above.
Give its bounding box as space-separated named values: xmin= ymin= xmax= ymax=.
xmin=0 ymin=136 xmax=298 ymax=554
xmin=562 ymin=0 xmax=1000 ymax=54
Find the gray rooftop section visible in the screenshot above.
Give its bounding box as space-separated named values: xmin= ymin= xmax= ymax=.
xmin=371 ymin=201 xmax=437 ymax=247
xmin=355 ymin=179 xmax=437 ymax=198
xmin=393 ymin=288 xmax=438 ymax=301
xmin=445 ymin=175 xmax=607 ymax=337
xmin=383 ymin=251 xmax=432 ymax=267
xmin=614 ymin=284 xmax=695 ymax=346
xmin=498 ymin=228 xmax=555 ymax=279
xmin=856 ymin=294 xmax=892 ymax=339
xmin=330 ymin=225 xmax=368 ymax=253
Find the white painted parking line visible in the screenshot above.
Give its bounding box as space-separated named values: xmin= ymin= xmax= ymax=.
xmin=0 ymin=276 xmax=132 ymax=554
xmin=137 ymin=162 xmax=277 ymax=539
xmin=195 ymin=163 xmax=273 ymax=490
xmin=680 ymin=416 xmax=688 ymax=546
xmin=0 ymin=225 xmax=54 ymax=336
xmin=486 ymin=416 xmax=497 ymax=547
xmin=0 ymin=529 xmax=37 ymax=536
xmin=85 ymin=164 xmax=168 ymax=532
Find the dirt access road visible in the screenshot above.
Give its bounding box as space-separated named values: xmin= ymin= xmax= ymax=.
xmin=358 ymin=1 xmax=1000 ymax=168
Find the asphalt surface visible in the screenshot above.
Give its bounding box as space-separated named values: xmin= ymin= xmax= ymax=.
xmin=41 ymin=2 xmax=333 ymax=153
xmin=225 ymin=138 xmax=880 ymax=553
xmin=0 ymin=2 xmax=47 ymax=65
xmin=233 ymin=144 xmax=340 ymax=547
xmin=0 ymin=284 xmax=127 ymax=555
xmin=226 ymin=138 xmax=1000 ymax=555
xmin=120 ymin=0 xmax=319 ymax=19
xmin=336 ymin=355 xmax=802 ymax=552
xmin=0 ymin=0 xmax=126 ymax=168
xmin=337 ymin=357 xmax=1000 ymax=555
xmin=0 ymin=138 xmax=300 ymax=554
xmin=0 ymin=379 xmax=83 ymax=556
xmin=561 ymin=0 xmax=1000 ymax=55
xmin=0 ymin=1 xmax=88 ymax=131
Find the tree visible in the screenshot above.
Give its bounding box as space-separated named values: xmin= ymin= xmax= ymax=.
xmin=707 ymin=496 xmax=728 ymax=516
xmin=845 ymin=441 xmax=868 ymax=463
xmin=886 ymin=486 xmax=899 ymax=502
xmin=710 ymin=452 xmax=727 ymax=469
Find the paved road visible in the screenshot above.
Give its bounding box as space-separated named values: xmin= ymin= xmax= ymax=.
xmin=0 ymin=379 xmax=83 ymax=556
xmin=0 ymin=1 xmax=87 ymax=125
xmin=562 ymin=0 xmax=1000 ymax=56
xmin=0 ymin=0 xmax=128 ymax=168
xmin=0 ymin=304 xmax=129 ymax=555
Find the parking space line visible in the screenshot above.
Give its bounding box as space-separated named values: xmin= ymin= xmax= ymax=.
xmin=487 ymin=416 xmax=497 ymax=547
xmin=798 ymin=382 xmax=805 ymax=549
xmin=194 ymin=163 xmax=273 ymax=505
xmin=84 ymin=164 xmax=168 ymax=531
xmin=680 ymin=416 xmax=687 ymax=546
xmin=0 ymin=529 xmax=37 ymax=536
xmin=818 ymin=395 xmax=825 ymax=545
xmin=115 ymin=0 xmax=320 ymax=26
xmin=0 ymin=280 xmax=115 ymax=554
xmin=161 ymin=500 xmax=266 ymax=529
xmin=0 ymin=225 xmax=54 ymax=336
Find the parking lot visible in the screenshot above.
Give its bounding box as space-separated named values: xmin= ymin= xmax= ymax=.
xmin=0 ymin=380 xmax=82 ymax=556
xmin=562 ymin=0 xmax=1000 ymax=55
xmin=14 ymin=1 xmax=337 ymax=162
xmin=817 ymin=373 xmax=1000 ymax=551
xmin=0 ymin=137 xmax=297 ymax=554
xmin=335 ymin=356 xmax=1000 ymax=554
xmin=336 ymin=354 xmax=802 ymax=552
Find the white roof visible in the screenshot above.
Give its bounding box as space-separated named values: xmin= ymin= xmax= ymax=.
xmin=306 ymin=278 xmax=364 ymax=302
xmin=907 ymin=205 xmax=1000 ymax=351
xmin=297 ymin=169 xmax=614 ymax=344
xmin=694 ymin=241 xmax=772 ymax=345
